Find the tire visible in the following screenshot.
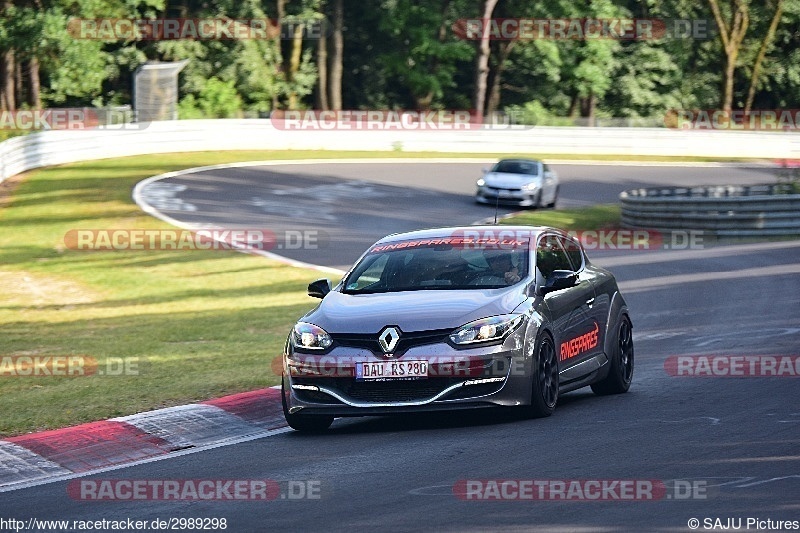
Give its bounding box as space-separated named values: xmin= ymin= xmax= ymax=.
xmin=533 ymin=190 xmax=543 ymax=209
xmin=523 ymin=333 xmax=559 ymax=418
xmin=591 ymin=315 xmax=634 ymax=395
xmin=547 ymin=186 xmax=559 ymax=208
xmin=282 ymin=378 xmax=334 ymax=432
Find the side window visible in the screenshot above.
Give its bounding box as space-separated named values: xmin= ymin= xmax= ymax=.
xmin=559 ymin=236 xmax=584 ymax=271
xmin=535 ymin=235 xmax=573 ymax=278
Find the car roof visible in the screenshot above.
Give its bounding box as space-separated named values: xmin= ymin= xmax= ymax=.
xmin=374 ymin=225 xmax=567 ymax=245
xmin=495 ymin=158 xmax=542 ymax=164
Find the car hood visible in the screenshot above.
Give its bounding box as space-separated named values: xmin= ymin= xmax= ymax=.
xmin=302 ymin=287 xmax=528 ymax=333
xmin=484 ymin=172 xmax=541 ymax=188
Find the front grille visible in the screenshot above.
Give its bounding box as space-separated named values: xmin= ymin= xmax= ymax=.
xmin=331 ymin=329 xmax=452 ymax=356
xmin=487 ymin=186 xmax=521 ymax=193
xmin=295 ymin=376 xmax=463 ymax=404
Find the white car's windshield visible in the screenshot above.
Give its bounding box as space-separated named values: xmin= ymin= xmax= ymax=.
xmin=493 ymin=160 xmax=539 ymax=176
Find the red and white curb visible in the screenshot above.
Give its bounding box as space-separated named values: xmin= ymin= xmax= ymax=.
xmin=0 ymin=387 xmax=287 ymax=493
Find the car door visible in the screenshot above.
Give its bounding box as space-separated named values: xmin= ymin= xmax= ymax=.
xmin=535 ymin=234 xmax=596 ymax=374
xmin=559 ymin=234 xmax=607 ymax=363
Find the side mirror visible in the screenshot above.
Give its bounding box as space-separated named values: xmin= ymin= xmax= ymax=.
xmin=526 ymin=282 xmax=539 ymax=297
xmin=307 ymin=278 xmax=332 ymax=299
xmin=540 ymin=270 xmax=577 ymax=295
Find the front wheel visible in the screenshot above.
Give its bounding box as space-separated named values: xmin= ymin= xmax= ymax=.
xmin=282 ymin=378 xmax=334 ymax=432
xmin=591 ymin=315 xmax=634 ymax=395
xmin=532 ymin=190 xmax=543 ymax=209
xmin=547 ymin=186 xmax=559 ymax=208
xmin=523 ymin=333 xmax=559 ymax=418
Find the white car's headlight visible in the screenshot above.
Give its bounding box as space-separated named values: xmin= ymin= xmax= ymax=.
xmin=521 ymin=182 xmax=539 ymax=191
xmin=292 ymin=322 xmax=333 ymax=350
xmin=476 ymin=178 xmax=486 ymax=187
xmin=449 ymin=315 xmax=524 ymax=345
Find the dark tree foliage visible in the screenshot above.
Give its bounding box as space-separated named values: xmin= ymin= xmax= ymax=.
xmin=0 ymin=0 xmax=797 ymax=119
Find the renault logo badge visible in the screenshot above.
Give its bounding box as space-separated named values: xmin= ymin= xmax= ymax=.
xmin=378 ymin=326 xmax=401 ymax=354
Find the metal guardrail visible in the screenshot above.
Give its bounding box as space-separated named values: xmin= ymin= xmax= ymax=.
xmin=620 ymin=185 xmax=800 ymax=237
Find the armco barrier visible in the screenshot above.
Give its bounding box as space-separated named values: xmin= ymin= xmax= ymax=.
xmin=2 ymin=119 xmax=800 ymax=184
xmin=620 ymin=184 xmax=800 ymax=237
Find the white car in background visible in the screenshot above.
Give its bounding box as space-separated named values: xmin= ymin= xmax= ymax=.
xmin=475 ymin=158 xmax=560 ymax=208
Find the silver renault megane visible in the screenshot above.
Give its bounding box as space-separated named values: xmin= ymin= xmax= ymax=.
xmin=281 ymin=226 xmax=633 ymax=432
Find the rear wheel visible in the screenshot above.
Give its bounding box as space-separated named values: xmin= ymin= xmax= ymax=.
xmin=282 ymin=378 xmax=334 ymax=432
xmin=524 ymin=333 xmax=559 ymax=418
xmin=591 ymin=315 xmax=634 ymax=395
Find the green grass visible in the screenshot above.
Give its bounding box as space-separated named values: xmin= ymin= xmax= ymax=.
xmin=1 ymin=151 xmax=373 ymax=436
xmin=500 ymin=205 xmax=622 ymax=231
xmin=0 ymin=130 xmax=26 ymax=142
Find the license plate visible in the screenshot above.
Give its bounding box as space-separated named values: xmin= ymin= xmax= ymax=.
xmin=356 ymin=360 xmax=428 ymax=380
xmin=498 ymin=189 xmax=512 ymax=197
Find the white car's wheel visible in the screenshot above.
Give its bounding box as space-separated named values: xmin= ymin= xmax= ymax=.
xmin=547 ymin=186 xmax=559 ymax=208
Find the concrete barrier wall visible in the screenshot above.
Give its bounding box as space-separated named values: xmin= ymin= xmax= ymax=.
xmin=3 ymin=119 xmax=800 ymax=183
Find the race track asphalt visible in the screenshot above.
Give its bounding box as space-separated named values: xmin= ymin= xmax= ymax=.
xmin=3 ymin=161 xmax=797 ymax=532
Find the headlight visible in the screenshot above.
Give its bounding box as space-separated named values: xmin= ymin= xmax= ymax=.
xmin=292 ymin=322 xmax=333 ymax=350
xmin=476 ymin=178 xmax=486 ymax=187
xmin=521 ymin=182 xmax=539 ymax=191
xmin=449 ymin=315 xmax=524 ymax=345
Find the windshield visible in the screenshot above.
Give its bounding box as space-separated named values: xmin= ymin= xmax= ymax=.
xmin=492 ymin=160 xmax=540 ymax=176
xmin=343 ymin=239 xmax=529 ymax=294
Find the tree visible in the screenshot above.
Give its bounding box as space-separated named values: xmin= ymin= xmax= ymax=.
xmin=707 ymin=0 xmax=749 ymax=113
xmin=328 ymin=0 xmax=343 ymax=110
xmin=483 ymin=0 xmax=564 ymax=116
xmin=1 ymin=0 xmax=798 ymax=121
xmin=376 ymin=0 xmax=472 ymax=110
xmin=315 ymin=1 xmax=329 ymax=110
xmin=472 ymin=0 xmax=498 ymax=116
xmin=745 ymin=0 xmax=785 ymax=112
xmin=1 ymin=0 xmax=17 ymax=110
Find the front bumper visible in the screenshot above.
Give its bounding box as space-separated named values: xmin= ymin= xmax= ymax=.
xmin=283 ymin=342 xmax=532 ymax=417
xmin=476 ymin=187 xmax=539 ymax=206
